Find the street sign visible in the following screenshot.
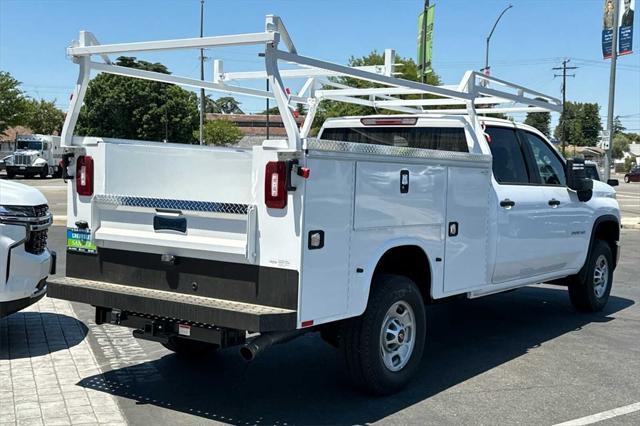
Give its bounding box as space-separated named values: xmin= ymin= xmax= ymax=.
xmin=599 ymin=130 xmax=611 ymax=149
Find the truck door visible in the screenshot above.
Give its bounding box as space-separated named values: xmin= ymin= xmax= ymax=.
xmin=486 ymin=126 xmax=552 ymax=284
xmin=518 ymin=130 xmax=591 ymax=272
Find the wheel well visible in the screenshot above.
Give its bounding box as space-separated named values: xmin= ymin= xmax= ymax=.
xmin=373 ymin=245 xmax=432 ymax=303
xmin=594 ymin=220 xmax=620 ymax=268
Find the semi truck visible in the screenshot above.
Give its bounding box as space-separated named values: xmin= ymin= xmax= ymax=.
xmin=48 ymin=16 xmax=621 ymax=394
xmin=4 ymin=134 xmax=64 ymax=179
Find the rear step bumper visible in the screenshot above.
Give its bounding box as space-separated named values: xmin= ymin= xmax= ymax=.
xmin=47 ymin=277 xmax=297 ymax=332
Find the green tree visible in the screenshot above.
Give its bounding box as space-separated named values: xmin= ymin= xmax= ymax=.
xmin=197 ymin=119 xmax=242 ymax=146
xmin=612 ymin=133 xmax=630 ymax=159
xmin=205 ymin=96 xmax=243 ymax=114
xmin=76 ymin=57 xmax=198 ymax=143
xmin=0 ymin=71 xmax=29 ymax=133
xmin=23 ymin=99 xmax=65 ymax=135
xmin=613 ymin=116 xmax=626 ymax=135
xmin=554 ymin=101 xmax=602 ymax=146
xmin=524 ymin=98 xmax=551 ymax=137
xmin=311 ymin=51 xmax=442 ymax=133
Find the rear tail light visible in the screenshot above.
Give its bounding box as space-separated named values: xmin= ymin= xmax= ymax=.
xmin=265 ymin=161 xmax=287 ymax=209
xmin=76 ymin=155 xmax=94 ymax=196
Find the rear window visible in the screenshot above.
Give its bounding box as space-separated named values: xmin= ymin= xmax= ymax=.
xmin=320 ymin=127 xmax=469 ymax=152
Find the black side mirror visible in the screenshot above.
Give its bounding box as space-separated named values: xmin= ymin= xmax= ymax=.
xmin=607 ymin=179 xmax=619 ymax=187
xmin=566 ymin=158 xmax=593 ymax=202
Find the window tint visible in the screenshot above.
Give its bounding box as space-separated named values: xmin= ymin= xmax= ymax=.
xmin=485 ymin=126 xmax=529 ymax=184
xmin=320 ymin=127 xmax=469 ymax=152
xmin=585 ymin=165 xmax=600 ymax=181
xmin=522 ymin=132 xmax=566 ymax=186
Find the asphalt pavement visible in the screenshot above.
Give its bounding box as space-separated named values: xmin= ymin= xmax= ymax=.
xmin=1 ymin=175 xmax=639 ymax=425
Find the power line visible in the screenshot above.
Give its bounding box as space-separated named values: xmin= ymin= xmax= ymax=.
xmin=553 ymin=59 xmax=578 ymax=156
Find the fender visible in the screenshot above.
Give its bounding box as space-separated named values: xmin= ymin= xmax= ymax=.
xmin=348 ymin=237 xmax=435 ymax=317
xmin=577 ymin=214 xmax=620 ymax=282
xmin=32 ymin=158 xmax=48 ymax=167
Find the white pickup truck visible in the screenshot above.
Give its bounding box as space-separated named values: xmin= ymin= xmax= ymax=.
xmin=0 ymin=180 xmax=54 ymax=318
xmin=48 ymin=17 xmax=621 ymax=395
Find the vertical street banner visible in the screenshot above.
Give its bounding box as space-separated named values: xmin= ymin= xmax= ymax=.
xmin=417 ymin=4 xmax=435 ymax=76
xmin=603 ymin=0 xmax=634 ymax=58
xmin=619 ymin=0 xmax=635 ymax=55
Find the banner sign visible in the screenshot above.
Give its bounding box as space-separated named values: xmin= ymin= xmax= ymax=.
xmin=417 ymin=5 xmax=435 ymax=75
xmin=603 ymin=0 xmax=634 ymax=58
xmin=619 ymin=0 xmax=635 ymax=55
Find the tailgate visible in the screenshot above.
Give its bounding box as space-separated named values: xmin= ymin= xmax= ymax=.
xmin=76 ymin=140 xmax=257 ymax=263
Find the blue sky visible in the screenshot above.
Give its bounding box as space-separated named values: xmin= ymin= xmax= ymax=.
xmin=1 ymin=0 xmax=639 ymax=132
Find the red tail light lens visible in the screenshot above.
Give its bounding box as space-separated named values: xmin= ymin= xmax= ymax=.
xmin=76 ymin=155 xmax=94 ymax=196
xmin=265 ymin=161 xmax=287 ymax=209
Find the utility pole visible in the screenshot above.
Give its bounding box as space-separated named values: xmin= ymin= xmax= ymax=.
xmin=199 ymin=0 xmax=205 ymax=145
xmin=481 ymin=4 xmax=513 ymax=82
xmin=604 ymin=0 xmax=619 ymax=181
xmin=553 ymin=59 xmax=577 ymax=156
xmin=420 ymin=0 xmax=429 ymax=84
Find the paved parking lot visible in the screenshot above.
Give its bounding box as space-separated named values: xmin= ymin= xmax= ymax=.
xmin=1 ymin=176 xmax=639 ymax=425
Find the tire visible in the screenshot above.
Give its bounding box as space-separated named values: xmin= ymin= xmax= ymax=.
xmin=341 ymin=274 xmax=426 ymax=395
xmin=6 ymin=171 xmax=14 ymax=179
xmin=569 ymin=240 xmax=613 ymax=313
xmin=39 ymin=165 xmax=48 ymax=179
xmin=162 ymin=336 xmax=219 ymax=358
xmin=624 ymin=176 xmax=630 ymax=183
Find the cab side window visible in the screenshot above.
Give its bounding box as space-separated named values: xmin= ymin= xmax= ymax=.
xmin=522 ymin=132 xmax=566 ymax=186
xmin=485 ymin=126 xmax=529 ymax=184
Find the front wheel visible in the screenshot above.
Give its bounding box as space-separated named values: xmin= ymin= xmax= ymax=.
xmin=39 ymin=165 xmax=48 ymax=179
xmin=341 ymin=274 xmax=426 ymax=395
xmin=569 ymin=240 xmax=613 ymax=312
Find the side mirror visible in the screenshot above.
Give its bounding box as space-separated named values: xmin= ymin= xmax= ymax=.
xmin=607 ymin=179 xmax=619 ymax=187
xmin=566 ymin=158 xmax=593 ymax=202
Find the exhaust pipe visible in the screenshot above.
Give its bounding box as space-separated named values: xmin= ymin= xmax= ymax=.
xmin=240 ymin=329 xmax=307 ymax=361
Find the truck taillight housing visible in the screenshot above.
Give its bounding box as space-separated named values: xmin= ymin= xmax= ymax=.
xmin=76 ymin=155 xmax=94 ymax=196
xmin=265 ymin=161 xmax=287 ymax=209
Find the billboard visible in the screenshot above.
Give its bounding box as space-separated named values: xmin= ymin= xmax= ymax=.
xmin=417 ymin=5 xmax=435 ymax=76
xmin=602 ymin=0 xmax=634 ymax=58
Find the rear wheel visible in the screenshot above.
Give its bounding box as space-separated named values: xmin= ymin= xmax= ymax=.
xmin=162 ymin=336 xmax=219 ymax=358
xmin=341 ymin=274 xmax=426 ymax=395
xmin=624 ymin=176 xmax=630 ymax=183
xmin=569 ymin=240 xmax=613 ymax=312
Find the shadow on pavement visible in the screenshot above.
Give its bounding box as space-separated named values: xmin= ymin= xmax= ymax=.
xmin=0 ymin=312 xmax=89 ymax=360
xmin=78 ymin=286 xmax=633 ymax=425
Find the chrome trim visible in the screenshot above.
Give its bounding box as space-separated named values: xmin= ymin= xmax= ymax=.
xmin=305 ymin=138 xmax=492 ymax=163
xmin=94 ymin=194 xmax=250 ymax=215
xmin=0 ymin=213 xmax=53 ymax=230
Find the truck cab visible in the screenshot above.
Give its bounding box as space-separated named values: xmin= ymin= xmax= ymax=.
xmin=4 ymin=134 xmax=63 ymax=179
xmin=0 ymin=180 xmax=54 ymax=317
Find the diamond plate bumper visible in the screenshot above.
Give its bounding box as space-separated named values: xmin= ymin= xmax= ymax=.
xmin=47 ymin=276 xmax=297 ymax=332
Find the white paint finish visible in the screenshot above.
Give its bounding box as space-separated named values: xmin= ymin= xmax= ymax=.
xmin=442 ymin=166 xmax=491 ymax=294
xmin=492 ymin=183 xmax=560 ymax=283
xmin=299 ymin=158 xmax=354 ymax=322
xmin=0 ymin=180 xmax=49 ymax=206
xmin=354 ymin=162 xmax=446 ymax=230
xmin=554 ymin=402 xmax=640 ymax=426
xmin=104 ymin=140 xmax=253 ymax=203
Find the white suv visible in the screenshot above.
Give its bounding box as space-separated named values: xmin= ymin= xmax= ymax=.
xmin=0 ymin=180 xmax=54 ymax=317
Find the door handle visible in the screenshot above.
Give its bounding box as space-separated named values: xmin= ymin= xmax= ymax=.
xmin=548 ymin=198 xmax=561 ymax=207
xmin=500 ymin=199 xmax=515 ymax=208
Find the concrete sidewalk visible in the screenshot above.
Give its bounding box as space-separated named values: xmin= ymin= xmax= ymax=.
xmin=0 ymin=297 xmax=126 ymax=426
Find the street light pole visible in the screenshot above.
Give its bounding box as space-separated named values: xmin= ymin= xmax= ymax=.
xmin=604 ymin=0 xmax=619 ymax=181
xmin=481 ymin=4 xmax=513 ymax=78
xmin=199 ymin=0 xmax=205 ymax=145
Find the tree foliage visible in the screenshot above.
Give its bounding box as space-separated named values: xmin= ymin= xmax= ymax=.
xmin=24 ymin=99 xmax=65 ymax=135
xmin=311 ymin=51 xmax=442 ymax=133
xmin=198 ymin=119 xmax=243 ymax=146
xmin=76 ymin=57 xmax=198 ymax=143
xmin=205 ymin=96 xmax=244 ymax=114
xmin=612 ymin=133 xmax=630 ymax=159
xmin=554 ymin=101 xmax=603 ymax=146
xmin=524 ymin=98 xmax=551 ymax=137
xmin=0 ymin=71 xmax=29 ymax=133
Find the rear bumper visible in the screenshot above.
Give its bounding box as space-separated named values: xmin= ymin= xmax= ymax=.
xmin=47 ymin=277 xmax=297 ymax=332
